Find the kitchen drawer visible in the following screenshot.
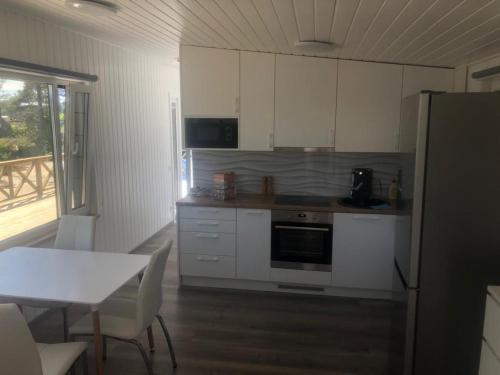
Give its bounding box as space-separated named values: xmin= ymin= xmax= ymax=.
xmin=479 ymin=340 xmax=500 ymax=375
xmin=178 ymin=206 xmax=236 ymax=221
xmin=179 ymin=219 xmax=236 ymax=233
xmin=484 ymin=294 xmax=500 ymax=358
xmin=181 ymin=253 xmax=235 ymax=278
xmin=179 ymin=232 xmax=235 ymax=256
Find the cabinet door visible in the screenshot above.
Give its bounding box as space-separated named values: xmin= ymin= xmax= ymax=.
xmin=236 ymin=209 xmax=271 ymax=281
xmin=181 ymin=46 xmax=239 ymax=116
xmin=336 ymin=60 xmax=403 ymax=152
xmin=402 ymin=65 xmax=454 ymax=98
xmin=332 ymin=213 xmax=396 ymax=290
xmin=240 ymin=51 xmax=275 ymax=151
xmin=274 ymin=55 xmax=337 ymax=148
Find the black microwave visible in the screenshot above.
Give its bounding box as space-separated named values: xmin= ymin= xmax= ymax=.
xmin=184 ymin=117 xmax=238 ymax=149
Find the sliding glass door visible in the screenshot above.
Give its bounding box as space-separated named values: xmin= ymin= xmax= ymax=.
xmin=0 ymin=77 xmax=89 ymax=242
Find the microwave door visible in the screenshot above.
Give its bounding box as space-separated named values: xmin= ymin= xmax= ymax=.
xmin=184 ymin=117 xmax=238 ymax=149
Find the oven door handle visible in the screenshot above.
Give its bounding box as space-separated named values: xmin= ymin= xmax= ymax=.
xmin=274 ymin=225 xmax=330 ymax=232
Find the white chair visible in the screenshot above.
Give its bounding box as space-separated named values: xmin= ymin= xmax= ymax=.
xmin=69 ymin=240 xmax=177 ymax=374
xmin=53 ymin=215 xmax=96 ymax=251
xmin=17 ymin=215 xmax=97 ymax=341
xmin=0 ymin=303 xmax=88 ymax=375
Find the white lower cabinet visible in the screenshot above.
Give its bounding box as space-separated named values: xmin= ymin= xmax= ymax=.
xmin=236 ymin=209 xmax=271 ymax=281
xmin=179 ymin=207 xmax=236 ymax=279
xmin=332 ymin=213 xmax=396 ymax=290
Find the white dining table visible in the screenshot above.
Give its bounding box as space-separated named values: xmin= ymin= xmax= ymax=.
xmin=0 ymin=246 xmax=150 ymax=375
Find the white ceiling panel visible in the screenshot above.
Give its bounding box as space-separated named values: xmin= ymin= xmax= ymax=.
xmin=3 ymin=0 xmax=500 ymax=67
xmin=314 ymin=0 xmax=336 ymax=42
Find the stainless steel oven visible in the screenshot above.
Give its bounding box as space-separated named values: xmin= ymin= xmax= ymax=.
xmin=271 ymin=210 xmax=333 ymax=272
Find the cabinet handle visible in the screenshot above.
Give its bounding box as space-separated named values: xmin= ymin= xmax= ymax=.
xmin=197 ymin=209 xmax=220 ymax=214
xmin=268 ymin=132 xmax=274 ymax=148
xmin=195 ymin=233 xmax=220 ymax=239
xmin=275 ymin=225 xmax=330 ymax=232
xmin=353 ymin=215 xmax=381 ymax=220
xmin=246 ymin=211 xmax=265 ymax=215
xmin=330 ymin=129 xmax=335 ymax=146
xmin=196 ymin=255 xmax=220 ymax=262
xmin=196 ymin=221 xmax=219 ymax=226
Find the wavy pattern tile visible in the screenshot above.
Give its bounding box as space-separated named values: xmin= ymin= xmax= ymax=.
xmin=192 ymin=151 xmax=399 ymax=197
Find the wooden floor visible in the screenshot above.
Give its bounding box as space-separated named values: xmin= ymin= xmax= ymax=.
xmin=30 ymin=225 xmax=392 ymax=375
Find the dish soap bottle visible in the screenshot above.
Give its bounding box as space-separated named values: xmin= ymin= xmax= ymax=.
xmin=388 ymin=179 xmax=399 ymax=201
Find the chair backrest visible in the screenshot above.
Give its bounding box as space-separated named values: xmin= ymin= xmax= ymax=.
xmin=0 ymin=304 xmax=43 ymax=375
xmin=136 ymin=240 xmax=172 ymax=332
xmin=54 ymin=215 xmax=96 ymax=251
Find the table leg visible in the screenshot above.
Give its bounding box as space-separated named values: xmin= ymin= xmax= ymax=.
xmin=92 ymin=308 xmax=104 ymax=375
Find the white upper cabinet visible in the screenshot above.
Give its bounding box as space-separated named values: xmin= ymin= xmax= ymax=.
xmin=181 ymin=46 xmax=239 ymax=117
xmin=402 ymin=65 xmax=454 ymax=98
xmin=336 ymin=60 xmax=403 ymax=153
xmin=240 ymin=52 xmax=275 ymax=151
xmin=274 ymin=55 xmax=337 ymax=148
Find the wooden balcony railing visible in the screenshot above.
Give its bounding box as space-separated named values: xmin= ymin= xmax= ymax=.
xmin=0 ymin=155 xmax=55 ymax=204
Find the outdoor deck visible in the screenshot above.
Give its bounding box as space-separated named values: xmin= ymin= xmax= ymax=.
xmin=0 ymin=195 xmax=57 ymax=241
xmin=0 ymin=155 xmax=57 ymax=242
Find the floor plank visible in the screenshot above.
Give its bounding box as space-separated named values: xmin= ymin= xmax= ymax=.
xmin=30 ymin=225 xmax=391 ymax=375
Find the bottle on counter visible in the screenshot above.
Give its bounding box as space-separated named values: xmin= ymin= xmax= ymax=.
xmin=388 ymin=179 xmax=399 ymax=201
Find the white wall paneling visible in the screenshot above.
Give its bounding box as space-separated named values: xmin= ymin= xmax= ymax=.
xmin=402 ymin=65 xmax=454 ymax=97
xmin=0 ymin=8 xmax=180 ymax=253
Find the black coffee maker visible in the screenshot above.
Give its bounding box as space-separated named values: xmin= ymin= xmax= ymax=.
xmin=351 ymin=168 xmax=373 ymax=206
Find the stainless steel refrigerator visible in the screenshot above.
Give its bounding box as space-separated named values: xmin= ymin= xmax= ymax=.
xmin=390 ymin=92 xmax=500 ymax=375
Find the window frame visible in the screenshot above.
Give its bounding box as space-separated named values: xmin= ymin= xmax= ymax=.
xmin=0 ymin=72 xmax=91 ymax=249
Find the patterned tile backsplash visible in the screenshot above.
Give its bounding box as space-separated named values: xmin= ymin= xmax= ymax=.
xmin=192 ymin=151 xmax=400 ymax=197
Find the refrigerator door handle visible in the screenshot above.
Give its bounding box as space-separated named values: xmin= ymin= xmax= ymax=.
xmin=394 ymin=258 xmax=410 ymax=291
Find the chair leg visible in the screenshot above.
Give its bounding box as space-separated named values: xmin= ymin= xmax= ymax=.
xmin=82 ymin=351 xmax=88 ymax=375
xmin=61 ymin=307 xmax=69 ymax=342
xmin=147 ymin=326 xmax=155 ymax=353
xmin=131 ymin=340 xmax=154 ymax=375
xmin=156 ymin=314 xmax=178 ymax=368
xmin=102 ymin=336 xmax=107 ymax=361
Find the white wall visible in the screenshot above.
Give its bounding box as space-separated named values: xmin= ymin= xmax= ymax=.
xmin=0 ymin=8 xmax=180 ymax=253
xmin=454 ymin=53 xmax=500 ymax=93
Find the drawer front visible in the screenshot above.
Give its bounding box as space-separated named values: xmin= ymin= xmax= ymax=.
xmin=179 ymin=232 xmax=235 ymax=256
xmin=484 ymin=294 xmax=500 ymax=358
xmin=181 ymin=253 xmax=235 ymax=278
xmin=178 ymin=206 xmax=236 ymax=221
xmin=179 ymin=219 xmax=236 ymax=233
xmin=479 ymin=340 xmax=500 ymax=375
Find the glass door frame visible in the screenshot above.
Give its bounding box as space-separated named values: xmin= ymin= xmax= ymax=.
xmin=0 ymin=70 xmax=91 ymax=248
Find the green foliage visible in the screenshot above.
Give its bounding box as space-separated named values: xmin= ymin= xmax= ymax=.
xmin=0 ymin=137 xmax=36 ymax=160
xmin=0 ymin=82 xmax=53 ymax=161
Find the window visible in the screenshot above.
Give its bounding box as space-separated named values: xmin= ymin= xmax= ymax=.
xmin=0 ymin=77 xmax=89 ymax=242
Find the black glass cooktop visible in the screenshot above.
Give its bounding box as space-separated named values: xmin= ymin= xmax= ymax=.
xmin=274 ymin=195 xmax=331 ymax=207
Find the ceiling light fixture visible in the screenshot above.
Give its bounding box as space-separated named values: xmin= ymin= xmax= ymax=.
xmin=65 ymin=0 xmax=119 ymax=16
xmin=295 ymin=40 xmax=335 ymax=53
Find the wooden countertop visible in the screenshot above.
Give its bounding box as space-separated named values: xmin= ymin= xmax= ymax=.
xmin=176 ymin=193 xmax=401 ymax=215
